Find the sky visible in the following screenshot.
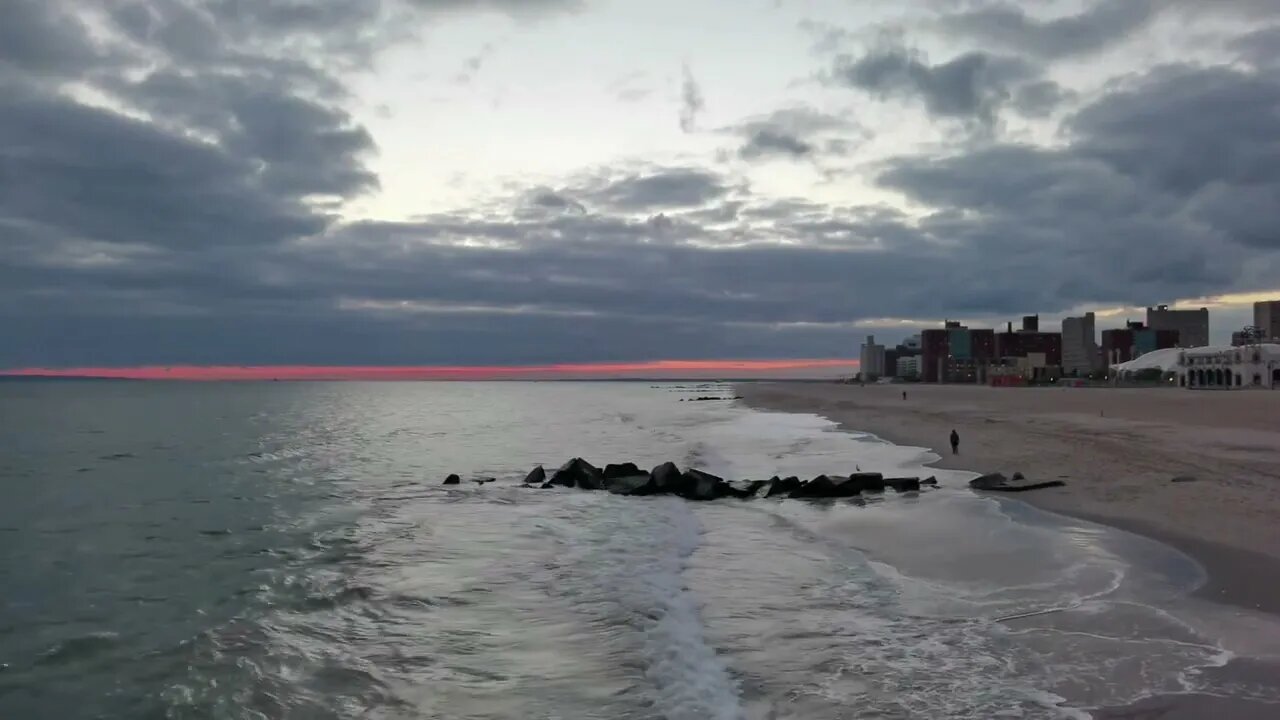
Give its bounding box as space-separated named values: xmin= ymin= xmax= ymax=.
xmin=3 ymin=0 xmax=1280 ymax=376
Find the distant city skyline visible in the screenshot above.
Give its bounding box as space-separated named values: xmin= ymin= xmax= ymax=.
xmin=4 ymin=1 xmax=1280 ymax=370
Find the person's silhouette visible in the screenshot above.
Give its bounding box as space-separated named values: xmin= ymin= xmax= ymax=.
xmin=949 ymin=429 xmax=959 ymax=455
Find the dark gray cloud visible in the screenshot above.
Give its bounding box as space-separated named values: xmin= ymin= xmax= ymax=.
xmin=1234 ymin=26 xmax=1280 ymax=69
xmin=0 ymin=83 xmax=326 ymax=254
xmin=581 ymin=168 xmax=732 ymax=211
xmin=937 ymin=0 xmax=1157 ymax=59
xmin=830 ymin=44 xmax=1058 ymax=125
xmin=679 ymin=64 xmax=705 ymax=133
xmin=1069 ymin=65 xmax=1280 ymax=199
xmin=723 ymin=107 xmax=865 ymax=161
xmin=0 ymin=0 xmax=109 ymax=78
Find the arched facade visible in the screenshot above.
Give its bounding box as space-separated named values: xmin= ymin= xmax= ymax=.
xmin=1175 ymin=346 xmax=1280 ymax=390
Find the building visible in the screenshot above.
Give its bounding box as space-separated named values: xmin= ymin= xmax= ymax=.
xmin=881 ymin=334 xmax=923 ymax=378
xmin=1061 ymin=312 xmax=1099 ymax=375
xmin=1146 ymin=304 xmax=1209 ymax=348
xmin=995 ymin=315 xmax=1063 ymax=367
xmin=1112 ymin=344 xmax=1280 ymax=389
xmin=1101 ymin=321 xmax=1179 ymax=366
xmin=1255 ymin=300 xmax=1280 ymax=342
xmin=859 ymin=335 xmax=886 ymax=380
xmin=896 ymin=355 xmax=921 ymax=379
xmin=921 ymin=321 xmax=996 ymax=383
xmin=989 ymin=352 xmax=1062 ymax=385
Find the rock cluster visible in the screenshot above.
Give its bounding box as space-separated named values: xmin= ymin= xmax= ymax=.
xmin=446 ymin=458 xmax=937 ymax=501
xmin=968 ymin=472 xmax=1065 ymax=492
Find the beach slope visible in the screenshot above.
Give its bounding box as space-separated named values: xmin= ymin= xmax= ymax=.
xmin=737 ymin=382 xmax=1280 ymax=613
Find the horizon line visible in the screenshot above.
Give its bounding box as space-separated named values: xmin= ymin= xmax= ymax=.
xmin=0 ymin=358 xmax=857 ymax=381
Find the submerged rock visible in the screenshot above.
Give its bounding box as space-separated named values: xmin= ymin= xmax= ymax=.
xmin=650 ymin=462 xmax=687 ymax=495
xmin=969 ymin=473 xmax=1007 ymax=490
xmin=847 ymin=472 xmax=886 ymax=493
xmin=604 ymin=474 xmax=658 ymax=496
xmin=681 ymin=469 xmax=726 ymax=501
xmin=443 ymin=474 xmax=461 ymax=486
xmin=885 ymin=477 xmax=921 ymax=493
xmin=766 ymin=476 xmax=803 ymax=498
xmin=969 ymin=472 xmax=1065 ymax=492
xmin=472 ymin=477 xmax=496 ymax=485
xmin=550 ymin=458 xmax=605 ymax=490
xmin=603 ymin=462 xmax=643 ymax=479
xmin=792 ymin=475 xmax=865 ymax=499
xmin=1171 ymin=475 xmax=1198 ymax=483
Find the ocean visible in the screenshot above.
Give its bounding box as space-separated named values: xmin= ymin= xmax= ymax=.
xmin=0 ymin=381 xmax=1270 ymax=718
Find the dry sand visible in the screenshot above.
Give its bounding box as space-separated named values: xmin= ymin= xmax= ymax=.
xmin=738 ymin=382 xmax=1280 ymax=717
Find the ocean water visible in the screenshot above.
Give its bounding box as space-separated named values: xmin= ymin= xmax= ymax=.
xmin=2 ymin=381 xmax=1278 ymax=719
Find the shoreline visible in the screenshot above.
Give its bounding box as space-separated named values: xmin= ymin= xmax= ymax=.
xmin=735 ymin=381 xmax=1280 ymax=719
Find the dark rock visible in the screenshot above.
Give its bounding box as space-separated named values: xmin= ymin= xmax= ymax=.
xmin=1011 ymin=472 xmax=1026 ymax=481
xmin=969 ymin=473 xmax=1065 ymax=492
xmin=604 ymin=462 xmax=643 ymax=479
xmin=767 ymin=476 xmax=802 ymax=497
xmin=550 ymin=458 xmax=605 ymax=490
xmin=885 ymin=477 xmax=921 ymax=493
xmin=650 ymin=462 xmax=688 ymax=495
xmin=472 ymin=477 xmax=496 ymax=485
xmin=792 ymin=474 xmax=835 ymax=498
xmin=847 ymin=472 xmax=886 ymax=492
xmin=539 ymin=482 xmax=555 ymax=489
xmin=969 ymin=473 xmax=1008 ymax=490
xmin=921 ymin=476 xmax=938 ymax=487
xmin=524 ymin=466 xmax=546 ymax=485
xmin=681 ymin=469 xmax=726 ymax=501
xmin=1171 ymin=475 xmax=1198 ymax=483
xmin=793 ymin=475 xmax=864 ymax=499
xmin=605 ymin=474 xmax=659 ymax=496
xmin=443 ymin=474 xmax=461 ymax=486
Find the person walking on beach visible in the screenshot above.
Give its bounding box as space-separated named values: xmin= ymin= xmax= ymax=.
xmin=950 ymin=429 xmax=960 ymax=455
xmin=902 ymin=390 xmax=907 ymax=400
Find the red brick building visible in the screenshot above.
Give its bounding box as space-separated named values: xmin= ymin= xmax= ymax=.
xmin=921 ymin=322 xmax=996 ymax=383
xmin=995 ymin=316 xmax=1063 ymax=366
xmin=1101 ymin=322 xmax=1180 ymax=365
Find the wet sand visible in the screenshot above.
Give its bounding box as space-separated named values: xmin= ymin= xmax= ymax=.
xmin=737 ymin=381 xmax=1280 ymax=718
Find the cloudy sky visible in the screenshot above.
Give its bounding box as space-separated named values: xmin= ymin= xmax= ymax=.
xmin=4 ymin=0 xmax=1280 ymax=373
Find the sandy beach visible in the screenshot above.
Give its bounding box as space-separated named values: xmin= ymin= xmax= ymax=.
xmin=738 ymin=381 xmax=1280 ymax=718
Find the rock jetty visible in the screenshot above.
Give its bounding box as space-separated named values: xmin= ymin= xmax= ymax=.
xmin=443 ymin=457 xmax=938 ymax=502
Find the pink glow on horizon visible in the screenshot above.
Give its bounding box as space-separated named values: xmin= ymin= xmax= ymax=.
xmin=3 ymin=359 xmax=856 ymax=381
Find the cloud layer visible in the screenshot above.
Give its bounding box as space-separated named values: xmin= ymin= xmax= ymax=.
xmin=3 ymin=0 xmax=1280 ymax=368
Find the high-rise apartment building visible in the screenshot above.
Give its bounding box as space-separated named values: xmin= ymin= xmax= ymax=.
xmin=1061 ymin=312 xmax=1099 ymax=375
xmin=1255 ymin=300 xmax=1280 ymax=342
xmin=1146 ymin=305 xmax=1208 ymax=348
xmin=859 ymin=335 xmax=886 ymax=380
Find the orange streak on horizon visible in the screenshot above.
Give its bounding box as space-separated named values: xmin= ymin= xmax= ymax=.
xmin=3 ymin=359 xmax=855 ymax=381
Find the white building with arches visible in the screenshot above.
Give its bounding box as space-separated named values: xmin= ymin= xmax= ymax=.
xmin=1111 ymin=344 xmax=1280 ymax=389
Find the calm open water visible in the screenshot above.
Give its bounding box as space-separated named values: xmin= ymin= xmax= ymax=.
xmin=2 ymin=381 xmax=1278 ymax=719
